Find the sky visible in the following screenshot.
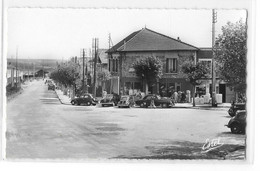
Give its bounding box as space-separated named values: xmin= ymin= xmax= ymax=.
xmin=7 ymin=8 xmax=247 ymax=60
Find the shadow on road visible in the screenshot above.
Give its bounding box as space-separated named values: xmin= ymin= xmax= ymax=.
xmin=113 ymin=140 xmax=245 ymax=160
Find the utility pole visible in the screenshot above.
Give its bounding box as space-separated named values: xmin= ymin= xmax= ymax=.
xmin=33 ymin=62 xmax=35 ymax=80
xmin=82 ymin=49 xmax=85 ymax=93
xmin=28 ymin=57 xmax=30 ymax=81
xmin=212 ymin=9 xmax=217 ymax=107
xmin=42 ymin=59 xmax=44 ymax=79
xmin=15 ymin=46 xmax=18 ymax=89
xmin=93 ymin=38 xmax=98 ymax=97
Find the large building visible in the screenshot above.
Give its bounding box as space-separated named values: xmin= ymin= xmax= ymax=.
xmin=106 ymin=28 xmax=198 ymax=96
xmin=106 ymin=27 xmax=235 ymax=102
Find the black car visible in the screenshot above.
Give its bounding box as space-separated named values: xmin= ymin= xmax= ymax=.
xmin=71 ymin=94 xmax=96 ymax=106
xmin=225 ymin=110 xmax=246 ymax=134
xmin=228 ymin=102 xmax=246 ymax=117
xmin=48 ymin=83 xmax=55 ymax=90
xmin=135 ymin=94 xmax=173 ymax=108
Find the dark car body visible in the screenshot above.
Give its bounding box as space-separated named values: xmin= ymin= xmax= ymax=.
xmin=48 ymin=83 xmax=55 ymax=90
xmin=118 ymin=95 xmax=135 ymax=108
xmin=226 ymin=110 xmax=246 ymax=134
xmin=135 ymin=94 xmax=173 ymax=108
xmin=71 ymin=94 xmax=96 ymax=106
xmin=228 ymin=102 xmax=246 ymax=117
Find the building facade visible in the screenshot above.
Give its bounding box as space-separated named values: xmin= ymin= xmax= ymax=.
xmin=106 ymin=28 xmax=199 ymax=97
xmin=197 ymin=48 xmax=235 ymax=103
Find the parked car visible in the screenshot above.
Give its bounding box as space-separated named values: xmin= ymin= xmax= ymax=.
xmin=118 ymin=95 xmax=135 ymax=108
xmin=71 ymin=94 xmax=96 ymax=106
xmin=225 ymin=110 xmax=246 ymax=134
xmin=48 ymin=83 xmax=55 ymax=90
xmin=135 ymin=94 xmax=173 ymax=108
xmin=100 ymin=94 xmax=116 ymax=107
xmin=228 ymin=102 xmax=246 ymax=117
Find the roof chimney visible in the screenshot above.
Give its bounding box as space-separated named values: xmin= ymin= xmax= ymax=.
xmin=177 ymin=37 xmax=181 ymax=41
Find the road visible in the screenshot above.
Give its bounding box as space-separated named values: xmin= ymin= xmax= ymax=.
xmin=6 ymin=80 xmax=246 ymax=160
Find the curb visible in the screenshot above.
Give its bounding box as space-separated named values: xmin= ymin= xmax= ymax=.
xmin=54 ymin=89 xmax=64 ymax=104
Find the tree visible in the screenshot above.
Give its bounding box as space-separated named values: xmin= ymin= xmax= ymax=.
xmin=181 ymin=62 xmax=209 ymax=107
xmin=215 ymin=20 xmax=247 ymax=102
xmin=132 ymin=56 xmax=163 ymax=94
xmin=50 ymin=62 xmax=79 ymax=88
xmin=97 ymin=69 xmax=111 ymax=92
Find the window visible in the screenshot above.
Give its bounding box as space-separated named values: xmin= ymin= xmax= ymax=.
xmin=166 ymin=58 xmax=177 ymax=73
xmin=109 ymin=58 xmax=118 ymax=72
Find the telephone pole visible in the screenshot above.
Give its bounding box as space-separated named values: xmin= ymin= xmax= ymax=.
xmin=212 ymin=9 xmax=217 ymax=107
xmin=81 ymin=49 xmax=86 ymax=93
xmin=15 ymin=46 xmax=18 ymax=89
xmin=93 ymin=38 xmax=99 ymax=97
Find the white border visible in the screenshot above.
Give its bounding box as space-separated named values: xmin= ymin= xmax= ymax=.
xmin=1 ymin=0 xmax=258 ymax=171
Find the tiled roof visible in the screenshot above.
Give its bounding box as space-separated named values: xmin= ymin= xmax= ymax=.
xmin=89 ymin=49 xmax=108 ymax=64
xmin=107 ymin=28 xmax=198 ymax=53
xmin=98 ymin=49 xmax=108 ymax=64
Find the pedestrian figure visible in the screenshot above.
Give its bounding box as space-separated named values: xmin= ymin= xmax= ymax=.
xmin=150 ymin=96 xmax=156 ymax=108
xmin=174 ymin=91 xmax=178 ymax=103
xmin=181 ymin=92 xmax=186 ymax=103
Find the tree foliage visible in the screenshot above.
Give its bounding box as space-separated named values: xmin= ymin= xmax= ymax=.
xmin=181 ymin=62 xmax=209 ymax=86
xmin=182 ymin=61 xmax=209 ymax=106
xmin=132 ymin=56 xmax=163 ymax=84
xmin=97 ymin=69 xmax=111 ymax=82
xmin=50 ymin=62 xmax=79 ymax=88
xmin=215 ymin=20 xmax=247 ymax=95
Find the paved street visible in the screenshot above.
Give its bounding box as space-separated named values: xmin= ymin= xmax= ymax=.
xmin=6 ymin=80 xmax=246 ymax=160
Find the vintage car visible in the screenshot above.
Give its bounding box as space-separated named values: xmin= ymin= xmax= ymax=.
xmin=100 ymin=94 xmax=120 ymax=107
xmin=48 ymin=83 xmax=55 ymax=90
xmin=135 ymin=94 xmax=173 ymax=108
xmin=228 ymin=102 xmax=246 ymax=117
xmin=71 ymin=94 xmax=96 ymax=106
xmin=117 ymin=95 xmax=135 ymax=108
xmin=225 ymin=110 xmax=246 ymax=134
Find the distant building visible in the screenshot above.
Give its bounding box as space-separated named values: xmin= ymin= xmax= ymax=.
xmin=35 ymin=69 xmax=49 ymax=78
xmin=7 ymin=63 xmax=23 ymax=87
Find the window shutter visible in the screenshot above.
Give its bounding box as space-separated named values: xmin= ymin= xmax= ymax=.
xmin=108 ymin=59 xmax=111 ymax=71
xmin=175 ymin=58 xmax=178 ymax=73
xmin=166 ymin=58 xmax=169 ymax=73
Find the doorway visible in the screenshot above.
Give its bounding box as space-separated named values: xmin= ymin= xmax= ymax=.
xmin=219 ymin=84 xmax=226 ymax=103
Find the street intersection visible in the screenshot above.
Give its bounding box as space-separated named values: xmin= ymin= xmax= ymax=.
xmin=6 ymin=80 xmax=245 ymax=160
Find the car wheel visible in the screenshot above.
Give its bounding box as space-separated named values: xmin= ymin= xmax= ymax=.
xmin=86 ymin=101 xmax=91 ymax=106
xmin=231 ymin=123 xmax=241 ymax=134
xmin=71 ymin=101 xmax=75 ymax=105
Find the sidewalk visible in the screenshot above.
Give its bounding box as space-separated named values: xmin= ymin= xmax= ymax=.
xmin=55 ymin=89 xmax=71 ymax=105
xmin=174 ymin=102 xmax=231 ymax=110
